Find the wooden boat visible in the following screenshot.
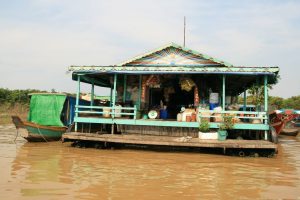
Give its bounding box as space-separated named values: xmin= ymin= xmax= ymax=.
xmin=269 ymin=109 xmax=300 ymax=136
xmin=12 ymin=93 xmax=84 ymax=142
xmin=12 ymin=116 xmax=67 ymax=142
xmin=281 ymin=128 xmax=299 ymax=136
xmin=294 ymin=117 xmax=300 ymax=127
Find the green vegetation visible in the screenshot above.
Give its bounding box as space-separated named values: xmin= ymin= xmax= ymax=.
xmin=219 ymin=115 xmax=235 ymax=130
xmin=0 ymin=88 xmax=46 ymax=124
xmin=269 ymin=96 xmax=300 ymax=110
xmin=238 ymin=95 xmax=300 ymax=110
xmin=0 ymin=88 xmax=47 ymax=105
xmin=199 ymin=119 xmax=210 ymax=132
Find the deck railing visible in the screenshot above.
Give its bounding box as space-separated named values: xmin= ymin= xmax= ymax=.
xmin=75 ymin=105 xmax=137 ymax=119
xmin=75 ymin=105 xmax=267 ymax=124
xmin=198 ymin=110 xmax=268 ymax=124
xmin=73 ymin=106 xmax=270 ymax=131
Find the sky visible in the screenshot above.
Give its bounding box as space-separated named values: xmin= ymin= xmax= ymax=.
xmin=0 ymin=0 xmax=299 ymax=98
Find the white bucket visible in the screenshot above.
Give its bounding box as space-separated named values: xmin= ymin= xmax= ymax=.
xmin=115 ymin=105 xmax=122 ymax=118
xmin=177 ymin=113 xmax=182 ymax=121
xmin=209 ymin=93 xmax=219 ymax=104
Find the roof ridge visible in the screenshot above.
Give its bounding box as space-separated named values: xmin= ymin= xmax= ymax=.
xmin=117 ymin=42 xmax=233 ymax=67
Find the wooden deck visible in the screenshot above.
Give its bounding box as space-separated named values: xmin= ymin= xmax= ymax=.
xmin=62 ymin=132 xmax=277 ymax=151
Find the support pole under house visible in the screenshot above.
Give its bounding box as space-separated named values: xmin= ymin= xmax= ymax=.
xmin=243 ymin=89 xmax=247 ymax=111
xmin=222 ymin=74 xmax=226 ymax=110
xmin=123 ymin=74 xmax=127 ymax=103
xmin=75 ymin=75 xmax=81 ymax=132
xmin=264 ymin=75 xmax=268 ymax=140
xmin=138 ymin=75 xmax=142 ymax=110
xmin=111 ymin=74 xmax=117 ymax=134
xmin=91 ymin=82 xmax=94 ymax=107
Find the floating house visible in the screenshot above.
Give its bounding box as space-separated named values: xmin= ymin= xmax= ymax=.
xmin=63 ymin=43 xmax=279 ymax=155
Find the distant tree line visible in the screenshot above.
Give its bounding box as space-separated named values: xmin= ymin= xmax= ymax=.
xmin=269 ymin=96 xmax=300 ymax=110
xmin=0 ymin=88 xmax=46 ymax=106
xmin=238 ymin=95 xmax=300 ymax=110
xmin=1 ymin=88 xmax=299 ymax=110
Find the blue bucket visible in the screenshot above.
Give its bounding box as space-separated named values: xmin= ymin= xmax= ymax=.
xmin=160 ymin=109 xmax=168 ymax=119
xmin=209 ymin=103 xmax=219 ymax=110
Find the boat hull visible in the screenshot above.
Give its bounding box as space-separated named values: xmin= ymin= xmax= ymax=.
xmin=12 ymin=115 xmax=67 ymax=142
xmin=269 ymin=110 xmax=300 ymax=135
xmin=23 ymin=122 xmax=67 ymax=142
xmin=281 ymin=128 xmax=299 ymax=137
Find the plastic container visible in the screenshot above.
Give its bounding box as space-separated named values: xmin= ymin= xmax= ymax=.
xmin=209 ymin=103 xmax=219 ymax=110
xmin=209 ymin=93 xmax=219 ymax=104
xmin=218 ymin=130 xmax=227 ymax=141
xmin=186 ymin=115 xmax=191 ymax=122
xmin=160 ymin=109 xmax=168 ymax=119
xmin=114 ymin=105 xmax=122 ymax=118
xmin=103 ymin=108 xmax=111 ymax=118
xmin=177 ymin=113 xmax=182 ymax=121
xmin=191 ymin=113 xmax=197 ymax=122
xmin=143 ymin=114 xmax=148 ymax=119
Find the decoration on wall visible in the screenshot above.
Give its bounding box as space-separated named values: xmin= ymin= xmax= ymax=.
xmin=141 ymin=81 xmax=147 ymax=102
xmin=146 ymin=75 xmax=160 ymax=88
xmin=179 ymin=77 xmax=195 ymax=92
xmin=194 ymin=86 xmax=199 ymax=106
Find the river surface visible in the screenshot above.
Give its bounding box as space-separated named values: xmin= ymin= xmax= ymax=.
xmin=0 ymin=124 xmax=300 ymax=199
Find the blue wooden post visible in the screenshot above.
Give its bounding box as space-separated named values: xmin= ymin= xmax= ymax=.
xmin=110 ymin=88 xmax=112 ymax=107
xmin=91 ymin=82 xmax=94 ymax=107
xmin=264 ymin=75 xmax=268 ymax=112
xmin=243 ymin=89 xmax=247 ymax=111
xmin=133 ymin=105 xmax=137 ymax=120
xmin=112 ymin=74 xmax=117 ymax=118
xmin=256 ymin=77 xmax=259 ymax=111
xmin=138 ymin=75 xmax=142 ymax=110
xmin=75 ymin=75 xmax=81 ymax=132
xmin=123 ymin=75 xmax=127 ymax=102
xmin=222 ymin=74 xmax=226 ymax=110
xmin=264 ymin=75 xmax=268 ymax=140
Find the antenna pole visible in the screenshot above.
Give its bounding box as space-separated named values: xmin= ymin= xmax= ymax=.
xmin=184 ymin=16 xmax=186 ymax=47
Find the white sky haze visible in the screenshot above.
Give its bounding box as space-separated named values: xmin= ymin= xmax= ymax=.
xmin=0 ymin=0 xmax=299 ymax=97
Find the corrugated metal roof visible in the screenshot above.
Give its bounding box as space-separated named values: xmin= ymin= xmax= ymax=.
xmin=68 ymin=42 xmax=279 ymax=76
xmin=69 ymin=65 xmax=279 ymax=74
xmin=117 ymin=43 xmax=233 ymax=67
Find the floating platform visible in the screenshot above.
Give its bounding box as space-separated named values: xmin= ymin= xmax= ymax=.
xmin=62 ymin=132 xmax=278 ymax=155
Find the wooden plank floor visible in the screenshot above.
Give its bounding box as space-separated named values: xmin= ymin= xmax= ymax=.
xmin=63 ymin=132 xmax=277 ymax=150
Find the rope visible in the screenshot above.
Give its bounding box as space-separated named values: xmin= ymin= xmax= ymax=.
xmin=37 ymin=126 xmax=48 ymax=142
xmin=14 ymin=129 xmax=19 ymax=143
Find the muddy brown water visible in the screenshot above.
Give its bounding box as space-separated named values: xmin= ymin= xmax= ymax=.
xmin=0 ymin=125 xmax=300 ymax=199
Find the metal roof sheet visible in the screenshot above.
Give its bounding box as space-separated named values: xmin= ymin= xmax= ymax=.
xmin=69 ymin=65 xmax=279 ymax=75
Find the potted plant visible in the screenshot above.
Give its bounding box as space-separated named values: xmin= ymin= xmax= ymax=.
xmin=198 ymin=119 xmax=218 ymax=139
xmin=218 ymin=115 xmax=234 ymax=141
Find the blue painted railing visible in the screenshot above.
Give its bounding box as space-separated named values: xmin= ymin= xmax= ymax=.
xmin=74 ymin=106 xmax=269 ymax=131
xmin=75 ymin=105 xmax=137 ymax=119
xmin=198 ymin=110 xmax=268 ymax=122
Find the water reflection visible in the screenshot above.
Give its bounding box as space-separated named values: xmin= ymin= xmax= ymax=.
xmin=1 ymin=125 xmax=300 ymax=199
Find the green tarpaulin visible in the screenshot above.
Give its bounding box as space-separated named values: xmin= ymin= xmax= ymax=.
xmin=27 ymin=94 xmax=67 ymax=127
